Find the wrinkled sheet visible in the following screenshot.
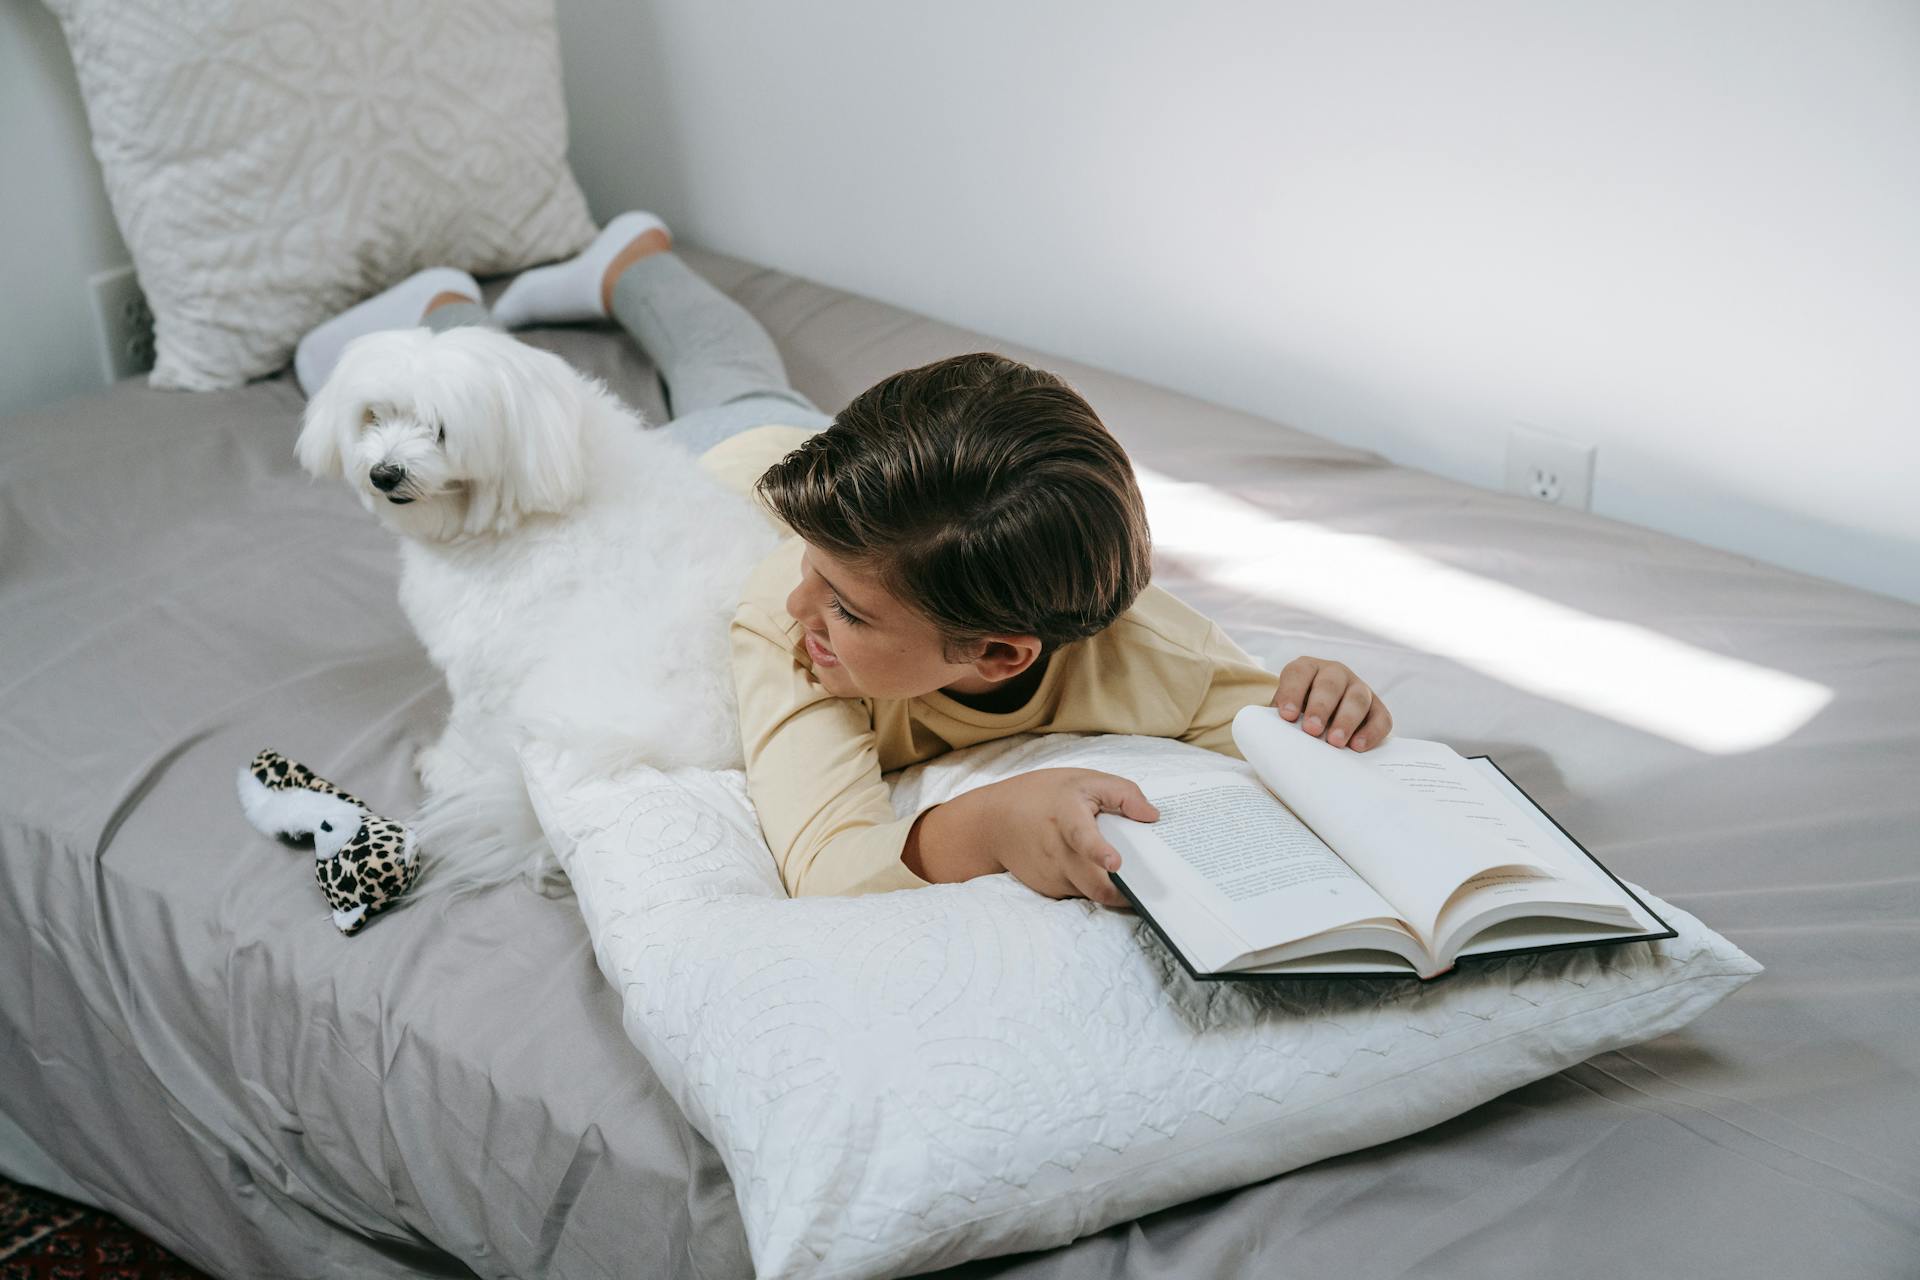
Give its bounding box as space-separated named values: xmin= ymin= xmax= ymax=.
xmin=1 ymin=248 xmax=1916 ymax=1279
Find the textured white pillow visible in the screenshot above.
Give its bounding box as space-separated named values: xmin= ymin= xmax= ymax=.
xmin=46 ymin=0 xmax=597 ymax=390
xmin=526 ymin=733 xmax=1761 ymax=1280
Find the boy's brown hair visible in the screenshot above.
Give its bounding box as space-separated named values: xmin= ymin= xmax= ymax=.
xmin=755 ymin=352 xmax=1152 ymax=657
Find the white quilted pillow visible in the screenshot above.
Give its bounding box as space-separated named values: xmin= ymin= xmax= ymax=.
xmin=526 ymin=733 xmax=1761 ymax=1280
xmin=46 ymin=0 xmax=597 ymax=390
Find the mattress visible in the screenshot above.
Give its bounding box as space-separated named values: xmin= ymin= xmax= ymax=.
xmin=1 ymin=247 xmax=1915 ymax=1279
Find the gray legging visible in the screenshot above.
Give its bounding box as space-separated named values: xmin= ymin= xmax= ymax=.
xmin=426 ymin=252 xmax=831 ymax=453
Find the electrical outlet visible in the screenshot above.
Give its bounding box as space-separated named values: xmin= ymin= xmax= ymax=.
xmin=1504 ymin=424 xmax=1595 ymax=510
xmin=88 ymin=265 xmax=156 ymax=383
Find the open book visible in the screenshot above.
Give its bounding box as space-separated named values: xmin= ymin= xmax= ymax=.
xmin=1099 ymin=706 xmax=1673 ymax=981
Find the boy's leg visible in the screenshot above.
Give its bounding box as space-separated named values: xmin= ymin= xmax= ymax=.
xmin=606 ymin=251 xmax=823 ymax=424
xmin=491 ymin=211 xmax=828 ymax=446
xmin=293 ymin=267 xmax=483 ymax=395
xmin=420 ymin=297 xmax=495 ymax=334
xmin=657 ymin=396 xmax=831 ymax=456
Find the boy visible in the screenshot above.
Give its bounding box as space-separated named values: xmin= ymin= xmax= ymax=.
xmin=711 ymin=357 xmax=1392 ymax=906
xmin=292 ymin=213 xmax=1392 ymax=906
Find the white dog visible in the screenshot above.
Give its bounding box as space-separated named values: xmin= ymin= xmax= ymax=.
xmin=296 ymin=326 xmax=780 ymax=897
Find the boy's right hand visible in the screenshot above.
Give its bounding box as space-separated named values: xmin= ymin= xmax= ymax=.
xmin=904 ymin=768 xmax=1160 ymax=908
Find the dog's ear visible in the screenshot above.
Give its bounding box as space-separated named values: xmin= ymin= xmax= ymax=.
xmin=457 ymin=335 xmax=593 ymax=533
xmin=505 ymin=349 xmax=593 ymax=516
xmin=296 ymin=348 xmax=365 ymax=479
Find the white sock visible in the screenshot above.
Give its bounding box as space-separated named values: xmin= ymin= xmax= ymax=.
xmin=294 ymin=267 xmax=481 ymax=396
xmin=490 ymin=211 xmax=671 ymax=330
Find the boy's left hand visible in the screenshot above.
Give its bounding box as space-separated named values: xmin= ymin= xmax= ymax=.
xmin=1273 ymin=656 xmax=1392 ymax=751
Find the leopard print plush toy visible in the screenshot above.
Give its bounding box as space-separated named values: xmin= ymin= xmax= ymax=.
xmin=236 ymin=750 xmax=420 ymax=935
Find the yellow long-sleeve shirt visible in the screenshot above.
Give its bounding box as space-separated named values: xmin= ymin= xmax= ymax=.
xmin=701 ymin=425 xmax=1283 ymax=898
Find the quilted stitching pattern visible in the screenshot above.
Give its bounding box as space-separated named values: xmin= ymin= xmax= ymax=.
xmin=47 ymin=0 xmax=596 ymax=389
xmin=526 ymin=733 xmax=1761 ymax=1280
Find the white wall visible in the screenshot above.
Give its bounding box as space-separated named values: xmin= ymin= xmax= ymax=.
xmin=554 ymin=0 xmax=1920 ymax=603
xmin=0 ymin=0 xmax=129 ymax=419
xmin=6 ymin=1 xmax=1914 ymax=600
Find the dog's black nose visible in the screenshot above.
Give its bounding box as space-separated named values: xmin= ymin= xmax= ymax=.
xmin=370 ymin=463 xmax=406 ymax=493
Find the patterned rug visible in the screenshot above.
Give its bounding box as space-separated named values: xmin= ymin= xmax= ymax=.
xmin=0 ymin=1177 xmax=207 ymax=1279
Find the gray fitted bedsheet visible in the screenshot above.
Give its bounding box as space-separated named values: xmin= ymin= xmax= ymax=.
xmin=1 ymin=247 xmax=1915 ymax=1279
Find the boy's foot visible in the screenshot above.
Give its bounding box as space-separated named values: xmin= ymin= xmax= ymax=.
xmin=490 ymin=211 xmax=672 ymax=330
xmin=295 ymin=267 xmax=480 ymax=395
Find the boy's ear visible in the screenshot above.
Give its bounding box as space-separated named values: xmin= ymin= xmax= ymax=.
xmin=970 ymin=634 xmax=1045 ymax=682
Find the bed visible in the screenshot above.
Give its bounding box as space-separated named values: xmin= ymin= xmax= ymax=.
xmin=2 ymin=247 xmax=1915 ymax=1279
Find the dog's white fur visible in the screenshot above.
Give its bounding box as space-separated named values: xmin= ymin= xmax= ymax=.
xmin=297 ymin=326 xmax=779 ymax=897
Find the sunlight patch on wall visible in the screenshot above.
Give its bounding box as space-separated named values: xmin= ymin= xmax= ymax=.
xmin=1137 ymin=467 xmax=1833 ymax=754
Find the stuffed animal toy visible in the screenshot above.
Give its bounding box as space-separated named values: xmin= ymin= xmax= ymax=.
xmin=236 ymin=750 xmax=420 ymax=934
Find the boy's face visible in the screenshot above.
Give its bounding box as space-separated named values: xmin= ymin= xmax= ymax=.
xmin=785 ymin=542 xmax=1037 ymax=701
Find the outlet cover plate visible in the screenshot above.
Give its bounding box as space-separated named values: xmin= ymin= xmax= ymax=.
xmin=88 ymin=264 xmax=156 ymax=383
xmin=1505 ymin=424 xmax=1595 ymax=510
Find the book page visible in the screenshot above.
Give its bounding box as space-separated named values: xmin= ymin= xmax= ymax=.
xmin=1423 ymin=759 xmax=1669 ymax=962
xmin=1232 ymin=707 xmax=1557 ymax=941
xmin=1450 ymin=914 xmax=1655 ymax=961
xmin=1103 ymin=825 xmax=1257 ymax=975
xmin=1098 ymin=770 xmax=1404 ymax=962
xmin=1375 ymin=749 xmax=1648 ymax=962
xmin=1366 ymin=744 xmax=1579 ymax=870
xmin=1466 ymin=759 xmax=1663 ymax=934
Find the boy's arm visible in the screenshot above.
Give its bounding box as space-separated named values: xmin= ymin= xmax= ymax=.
xmin=732 ymin=600 xmax=1149 ymax=906
xmin=1180 ymin=620 xmax=1394 ymax=754
xmin=1178 ymin=621 xmax=1285 ymax=758
xmin=733 ymin=603 xmax=932 ymax=897
xmin=902 ymin=768 xmax=1149 ymax=908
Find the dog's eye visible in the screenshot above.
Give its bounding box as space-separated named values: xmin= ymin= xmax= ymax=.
xmin=436 ymin=424 xmax=446 ymax=445
xmin=361 ymin=406 xmax=377 ymax=427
